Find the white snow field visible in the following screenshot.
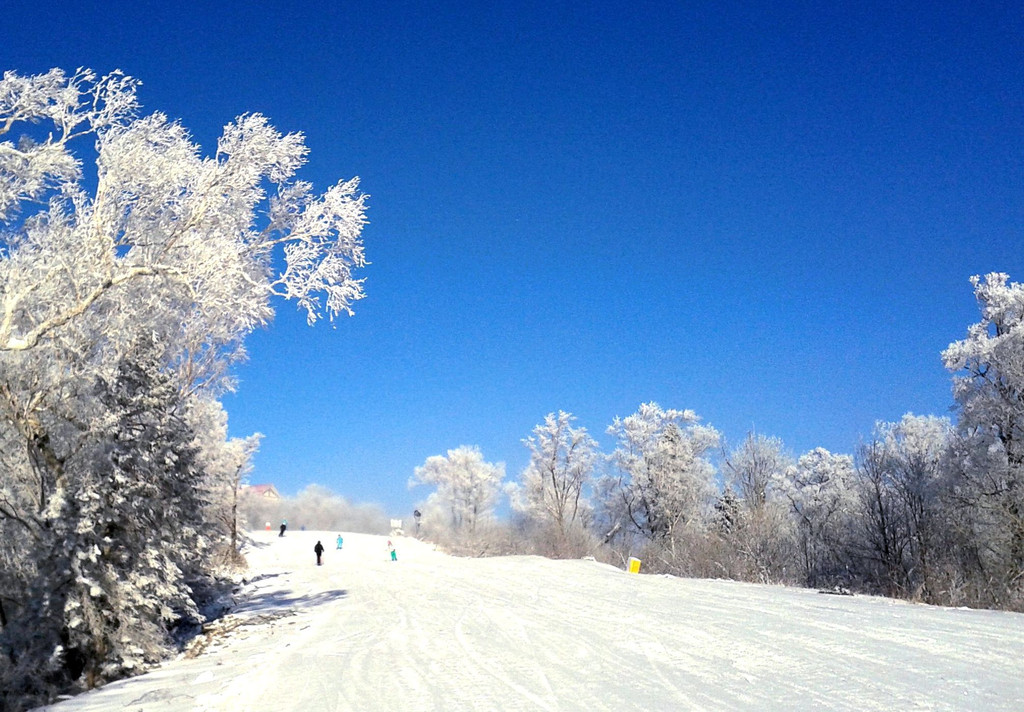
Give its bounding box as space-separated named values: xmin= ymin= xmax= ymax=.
xmin=40 ymin=530 xmax=1024 ymax=711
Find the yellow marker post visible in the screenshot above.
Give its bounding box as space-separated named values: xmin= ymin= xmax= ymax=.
xmin=627 ymin=557 xmax=641 ymax=574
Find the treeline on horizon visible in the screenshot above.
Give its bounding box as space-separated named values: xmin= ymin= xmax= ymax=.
xmin=409 ymin=273 xmax=1024 ymax=619
xmin=239 ymin=485 xmax=391 ymax=536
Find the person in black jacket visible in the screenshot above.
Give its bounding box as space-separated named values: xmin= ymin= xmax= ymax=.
xmin=314 ymin=540 xmax=325 ymax=566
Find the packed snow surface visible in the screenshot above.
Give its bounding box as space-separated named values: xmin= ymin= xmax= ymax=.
xmin=40 ymin=530 xmax=1024 ymax=711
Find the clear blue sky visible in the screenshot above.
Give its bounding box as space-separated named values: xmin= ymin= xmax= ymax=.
xmin=4 ymin=2 xmax=1023 ymax=516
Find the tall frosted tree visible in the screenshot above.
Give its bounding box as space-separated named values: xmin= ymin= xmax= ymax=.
xmin=722 ymin=432 xmax=791 ymax=512
xmin=509 ymin=411 xmax=599 ymax=551
xmin=943 ymin=273 xmax=1024 ymax=604
xmin=186 ymin=397 xmax=262 ymax=565
xmin=411 ymin=446 xmax=505 ymax=534
xmin=605 ymin=402 xmax=720 ymax=543
xmin=777 ymin=448 xmax=856 ymax=586
xmin=720 ymin=433 xmax=796 ymax=583
xmin=0 ymin=68 xmax=367 ymax=361
xmin=62 ymin=337 xmax=207 ymax=687
xmin=854 ymin=414 xmax=951 ymax=599
xmin=0 ymin=67 xmax=369 ymax=704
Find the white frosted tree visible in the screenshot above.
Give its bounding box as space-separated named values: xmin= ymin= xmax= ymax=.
xmin=509 ymin=411 xmax=599 ymax=553
xmin=854 ymin=414 xmax=951 ymax=599
xmin=64 ymin=337 xmax=207 ymax=686
xmin=3 ymin=335 xmax=208 ymax=694
xmin=605 ymin=402 xmax=720 ymax=543
xmin=186 ymin=398 xmax=262 ymax=565
xmin=942 ymin=273 xmax=1024 ymax=603
xmin=719 ymin=432 xmax=796 ymax=583
xmin=777 ymin=448 xmax=857 ymax=586
xmin=0 ymin=67 xmax=369 ymax=704
xmin=722 ymin=432 xmax=792 ymax=511
xmin=411 ymin=446 xmax=505 ymax=535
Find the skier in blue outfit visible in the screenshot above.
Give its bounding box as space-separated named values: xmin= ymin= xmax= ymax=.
xmin=336 ymin=534 xmax=344 ymax=550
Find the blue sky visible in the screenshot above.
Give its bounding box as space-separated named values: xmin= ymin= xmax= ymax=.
xmin=4 ymin=2 xmax=1023 ymax=515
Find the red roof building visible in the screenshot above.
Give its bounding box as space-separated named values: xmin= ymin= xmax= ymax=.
xmin=243 ymin=484 xmax=281 ymax=500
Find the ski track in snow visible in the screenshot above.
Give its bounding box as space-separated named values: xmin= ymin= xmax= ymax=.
xmin=38 ymin=530 xmax=1024 ymax=711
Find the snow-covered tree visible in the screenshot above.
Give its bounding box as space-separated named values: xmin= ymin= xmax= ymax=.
xmin=62 ymin=336 xmax=208 ymax=686
xmin=719 ymin=433 xmax=796 ymax=583
xmin=777 ymin=448 xmax=856 ymax=586
xmin=508 ymin=411 xmax=598 ymax=544
xmin=712 ymin=486 xmax=741 ymax=534
xmin=186 ymin=398 xmax=262 ymax=565
xmin=943 ymin=273 xmax=1024 ymax=602
xmin=854 ymin=414 xmax=951 ymax=599
xmin=722 ymin=432 xmax=791 ymax=511
xmin=854 ymin=431 xmax=907 ymax=595
xmin=410 ymin=446 xmax=505 ymax=535
xmin=605 ymin=402 xmax=720 ymax=542
xmin=0 ymin=335 xmax=209 ymax=696
xmin=0 ymin=67 xmax=370 ymax=705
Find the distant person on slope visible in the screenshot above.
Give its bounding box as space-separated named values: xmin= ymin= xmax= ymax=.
xmin=314 ymin=540 xmax=325 ymax=566
xmin=336 ymin=534 xmax=344 ymax=550
xmin=279 ymin=520 xmax=287 ymax=537
xmin=388 ymin=539 xmax=397 ymax=562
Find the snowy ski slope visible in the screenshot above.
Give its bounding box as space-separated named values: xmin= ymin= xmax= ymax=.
xmin=39 ymin=530 xmax=1024 ymax=711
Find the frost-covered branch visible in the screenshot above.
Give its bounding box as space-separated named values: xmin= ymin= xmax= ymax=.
xmin=0 ymin=67 xmax=368 ymax=358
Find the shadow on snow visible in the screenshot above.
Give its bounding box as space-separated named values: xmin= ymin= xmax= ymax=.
xmin=232 ymin=587 xmax=350 ymax=616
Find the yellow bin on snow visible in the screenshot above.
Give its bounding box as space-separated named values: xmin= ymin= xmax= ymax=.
xmin=627 ymin=557 xmax=641 ymax=574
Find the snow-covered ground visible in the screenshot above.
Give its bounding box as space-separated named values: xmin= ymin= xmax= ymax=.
xmin=39 ymin=530 xmax=1024 ymax=711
